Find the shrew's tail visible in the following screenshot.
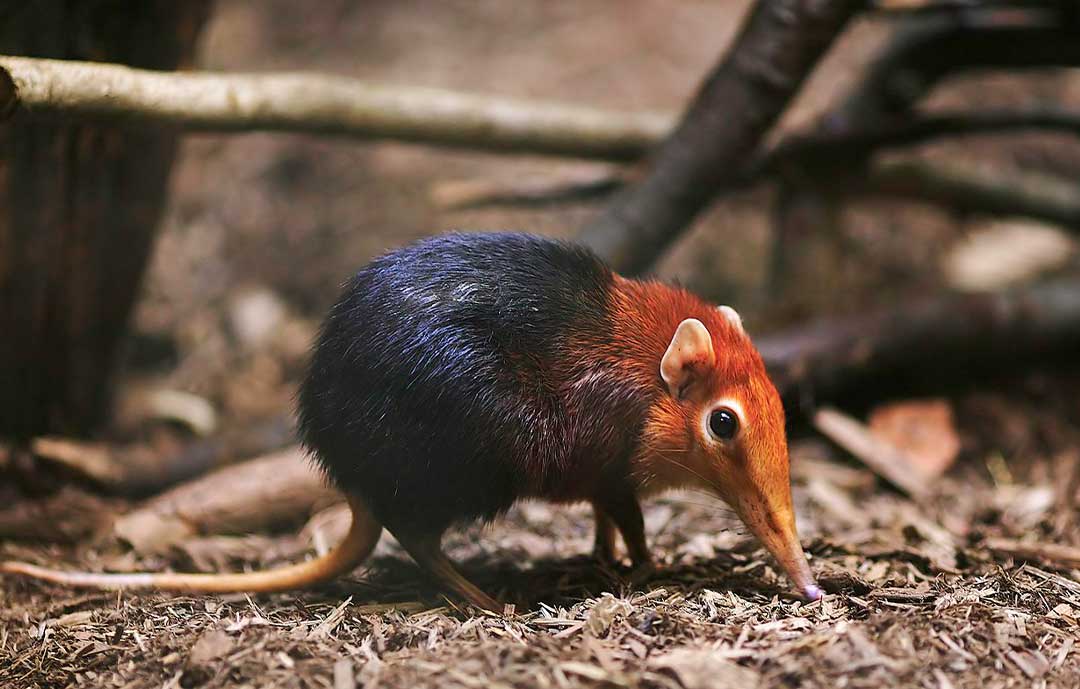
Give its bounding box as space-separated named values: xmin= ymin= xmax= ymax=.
xmin=1 ymin=496 xmax=381 ymax=593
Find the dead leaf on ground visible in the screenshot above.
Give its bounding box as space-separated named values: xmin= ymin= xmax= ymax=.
xmin=650 ymin=648 xmax=762 ymax=689
xmin=188 ymin=628 xmax=235 ymax=666
xmin=868 ymin=399 xmax=961 ymax=480
xmin=585 ymin=594 xmax=633 ymax=637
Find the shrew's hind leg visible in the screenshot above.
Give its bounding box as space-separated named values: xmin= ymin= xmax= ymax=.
xmin=393 ymin=530 xmax=501 ymax=612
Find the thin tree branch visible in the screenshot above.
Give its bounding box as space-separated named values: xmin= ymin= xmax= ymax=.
xmin=6 ymin=56 xmax=1080 ymax=185
xmin=4 ymin=38 xmax=1080 ymax=245
xmin=0 ymin=55 xmax=673 ymax=161
xmin=578 ymin=0 xmax=866 ymax=274
xmin=827 ymin=14 xmax=1080 ymax=132
xmin=869 ymin=0 xmax=1072 ymax=17
xmin=442 ymin=152 xmax=1080 ymax=237
xmin=853 ymin=158 xmax=1080 ymax=228
xmin=429 ymin=165 xmax=629 ymax=210
xmin=756 ymin=108 xmax=1080 ymax=176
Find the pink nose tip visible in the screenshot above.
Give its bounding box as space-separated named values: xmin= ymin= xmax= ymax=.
xmin=803 ymin=584 xmax=823 ymax=601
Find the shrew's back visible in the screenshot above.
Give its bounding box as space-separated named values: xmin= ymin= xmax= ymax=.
xmin=297 ymin=233 xmax=630 ymax=534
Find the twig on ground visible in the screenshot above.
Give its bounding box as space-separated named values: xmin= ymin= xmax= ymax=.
xmin=31 ymin=437 xmax=126 ymax=487
xmin=985 ymin=538 xmax=1080 ymax=569
xmin=27 ymin=415 xmax=294 ymax=497
xmin=812 ymin=407 xmax=932 ymax=499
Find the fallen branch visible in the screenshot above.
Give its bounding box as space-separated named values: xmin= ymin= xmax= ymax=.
xmin=29 ymin=415 xmax=294 ymax=497
xmin=985 ymin=538 xmax=1080 ymax=570
xmin=579 ymin=0 xmax=865 ymax=273
xmin=812 ymin=407 xmax=931 ymax=499
xmin=31 ymin=437 xmax=127 ymax=487
xmin=0 ymin=55 xmax=672 ymax=161
xmin=758 ymin=278 xmax=1080 ymax=407
xmin=111 ymin=446 xmax=336 ymax=554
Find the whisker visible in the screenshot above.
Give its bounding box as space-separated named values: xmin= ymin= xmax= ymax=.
xmin=661 ymin=456 xmax=723 ymax=494
xmin=658 ymin=496 xmax=721 ymax=511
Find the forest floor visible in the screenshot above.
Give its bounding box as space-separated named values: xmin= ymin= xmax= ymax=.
xmin=6 ymin=376 xmax=1080 ymax=689
xmin=5 ymin=1 xmax=1080 ymax=687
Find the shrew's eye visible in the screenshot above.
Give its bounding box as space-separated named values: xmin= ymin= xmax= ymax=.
xmin=708 ymin=408 xmax=739 ymax=440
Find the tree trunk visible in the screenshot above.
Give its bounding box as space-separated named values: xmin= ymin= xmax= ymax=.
xmin=0 ymin=1 xmax=210 ymax=439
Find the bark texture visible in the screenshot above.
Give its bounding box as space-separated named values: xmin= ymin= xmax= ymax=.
xmin=0 ymin=1 xmax=210 ymax=439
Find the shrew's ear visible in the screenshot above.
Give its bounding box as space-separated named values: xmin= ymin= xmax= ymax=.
xmin=716 ymin=305 xmax=744 ymax=332
xmin=660 ymin=318 xmax=715 ymax=398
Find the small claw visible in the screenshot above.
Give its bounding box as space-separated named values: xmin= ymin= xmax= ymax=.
xmin=803 ymin=584 xmax=823 ymax=601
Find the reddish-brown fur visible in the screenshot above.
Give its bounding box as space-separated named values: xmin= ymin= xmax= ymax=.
xmin=606 ymin=276 xmax=785 ymax=492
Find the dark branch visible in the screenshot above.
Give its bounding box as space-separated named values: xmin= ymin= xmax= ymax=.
xmin=853 ymin=159 xmax=1080 ymax=228
xmin=758 ymin=278 xmax=1080 ymax=410
xmin=828 ymin=13 xmax=1080 ymax=131
xmin=755 ymin=108 xmax=1080 ymax=177
xmin=868 ymin=0 xmax=1073 ymax=18
xmin=578 ymin=0 xmax=866 ymax=274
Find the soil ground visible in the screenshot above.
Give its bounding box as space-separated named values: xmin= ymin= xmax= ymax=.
xmin=4 ymin=2 xmax=1080 ymax=688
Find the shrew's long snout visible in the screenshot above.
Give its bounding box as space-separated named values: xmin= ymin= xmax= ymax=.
xmin=747 ymin=509 xmax=821 ymax=600
xmin=729 ymin=476 xmax=821 ymax=601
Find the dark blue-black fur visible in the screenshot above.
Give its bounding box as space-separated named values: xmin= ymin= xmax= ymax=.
xmin=297 ymin=232 xmax=633 ymax=537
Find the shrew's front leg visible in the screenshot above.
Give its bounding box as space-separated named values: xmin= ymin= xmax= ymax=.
xmin=593 ymin=483 xmax=651 ymax=571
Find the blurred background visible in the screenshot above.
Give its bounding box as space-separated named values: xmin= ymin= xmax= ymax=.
xmin=22 ymin=0 xmax=1080 ymax=444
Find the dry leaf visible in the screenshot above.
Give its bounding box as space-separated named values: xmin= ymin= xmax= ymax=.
xmin=868 ymin=399 xmax=960 ymax=479
xmin=585 ymin=595 xmax=632 ymax=637
xmin=650 ymin=648 xmax=761 ymax=689
xmin=187 ymin=629 xmax=235 ymax=666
